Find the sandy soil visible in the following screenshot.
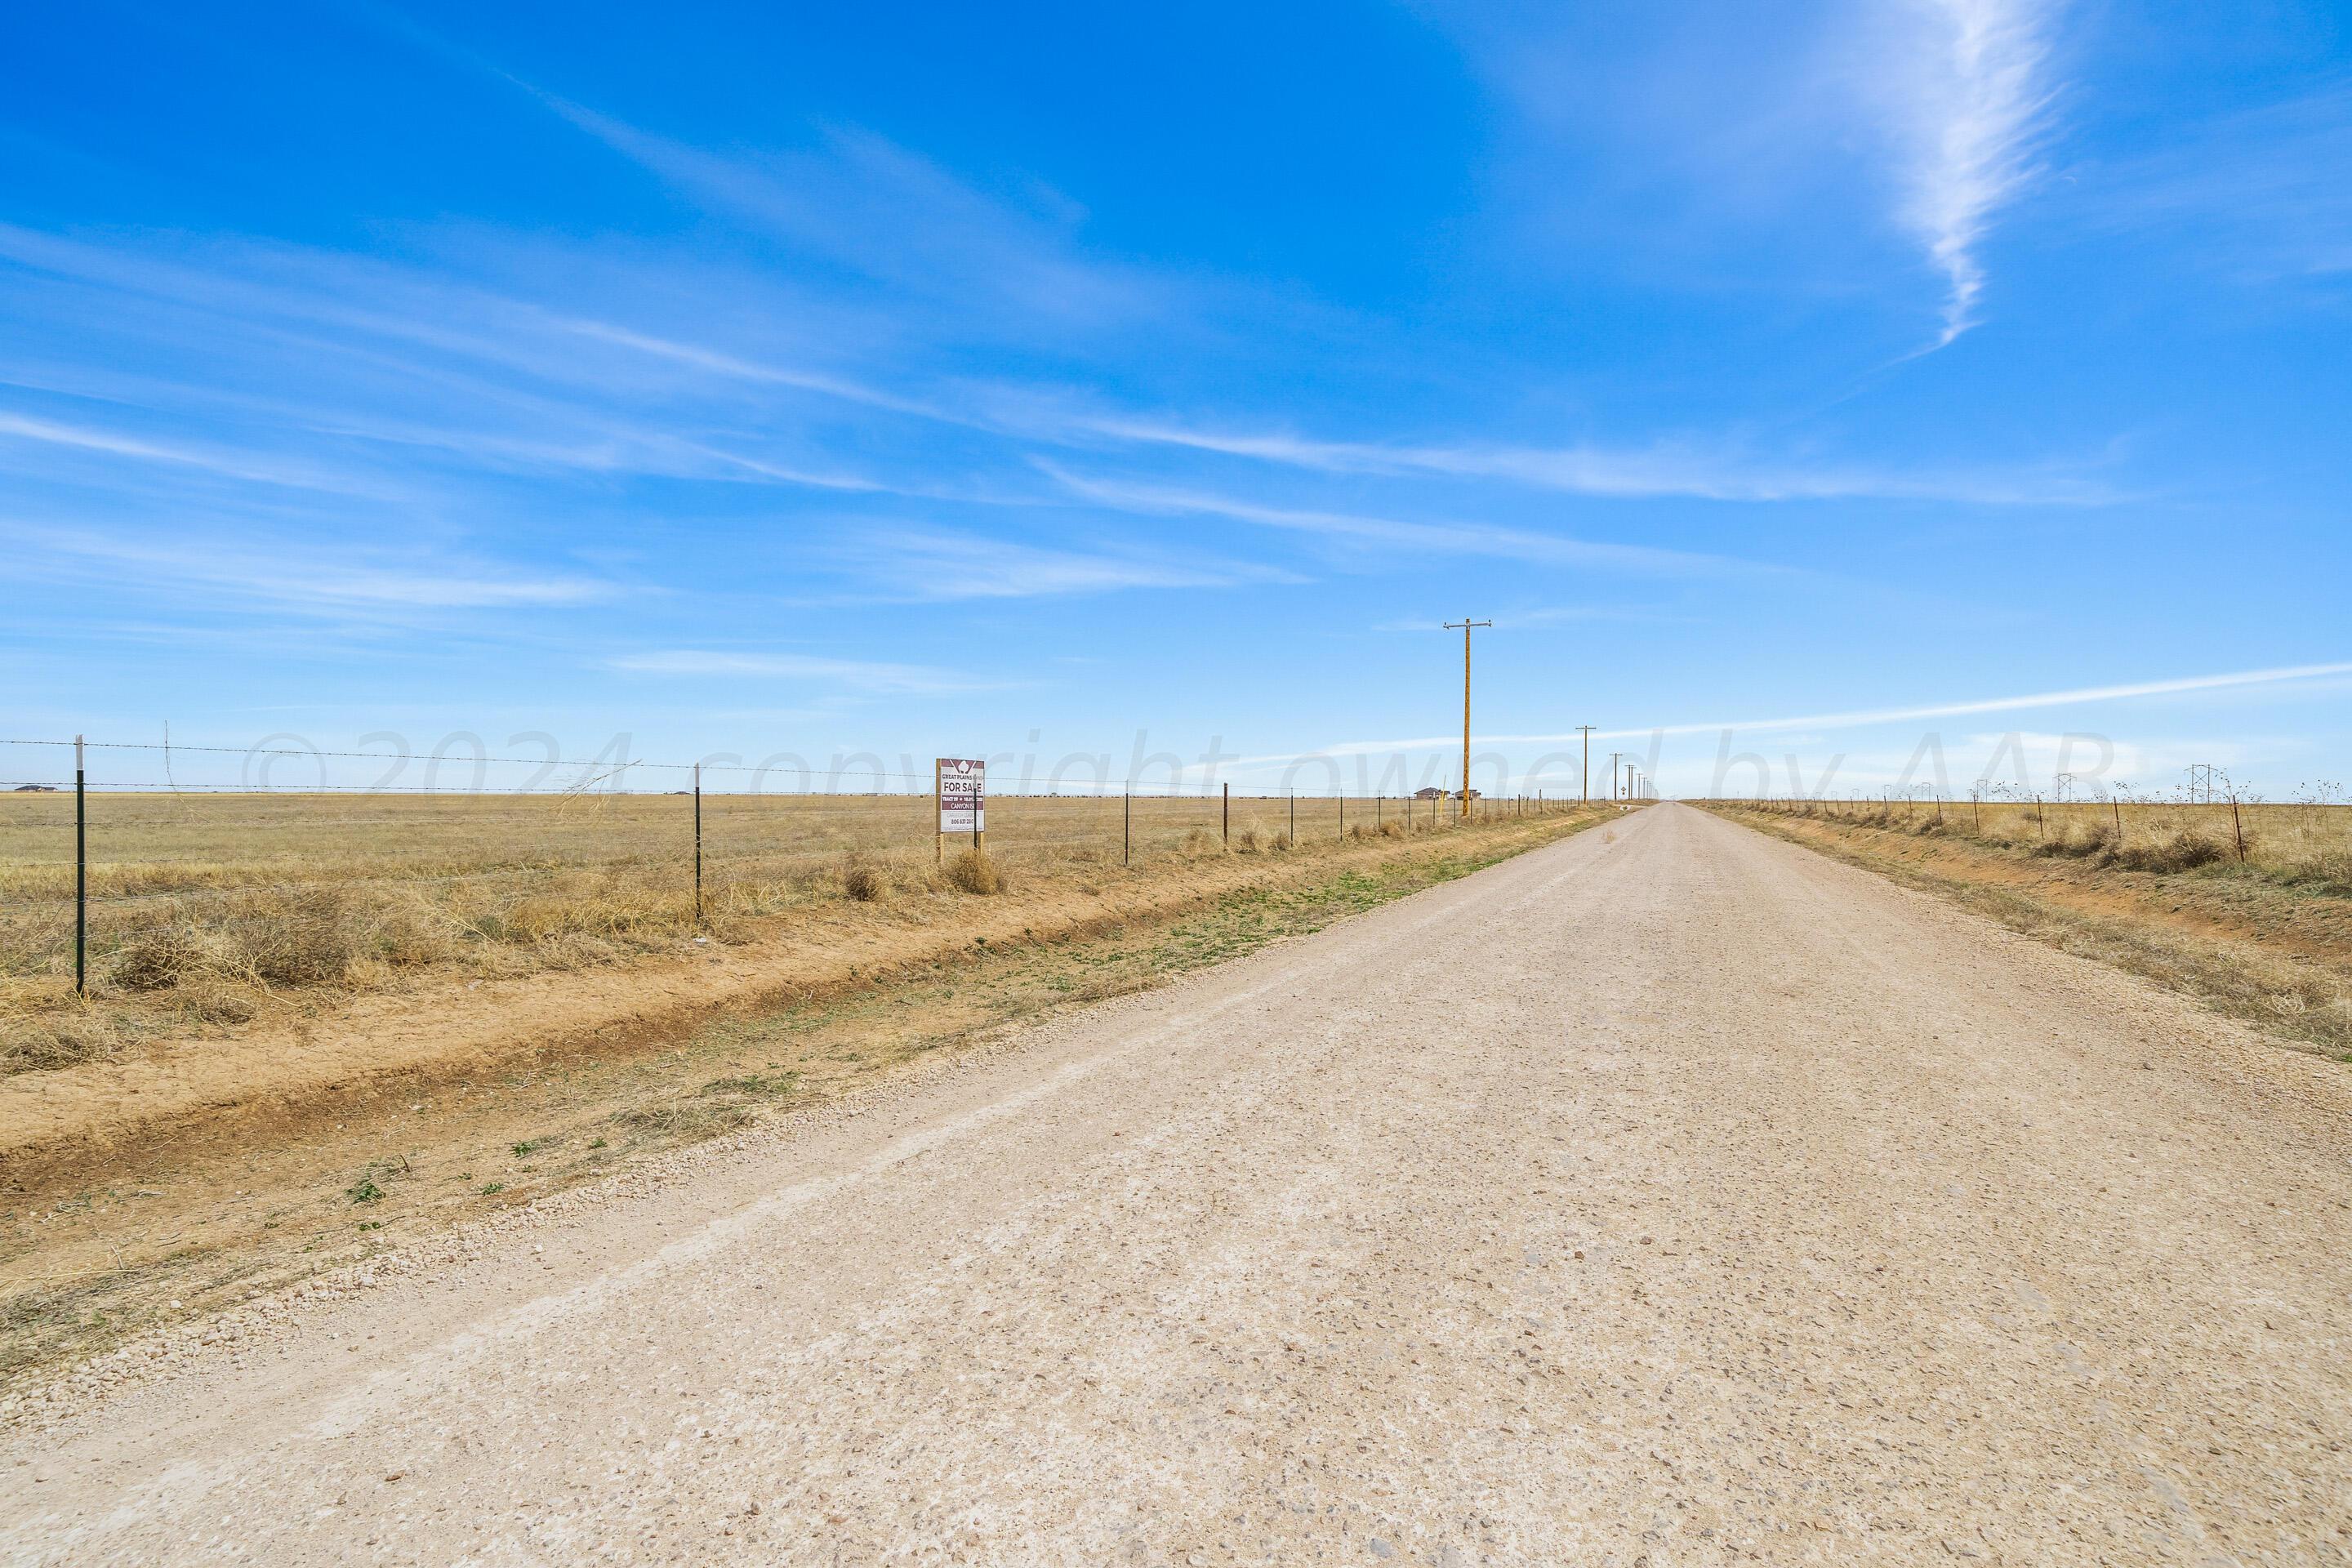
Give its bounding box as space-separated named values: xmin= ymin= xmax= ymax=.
xmin=4 ymin=804 xmax=2349 ymax=1564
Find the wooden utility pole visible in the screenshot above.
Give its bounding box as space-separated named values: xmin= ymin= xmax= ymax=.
xmin=1444 ymin=618 xmax=1490 ymax=824
xmin=1606 ymin=751 xmax=1624 ymax=802
xmin=1575 ymin=724 xmax=1596 ymax=804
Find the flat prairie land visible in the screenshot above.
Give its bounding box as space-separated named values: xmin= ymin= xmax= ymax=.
xmin=0 ymin=800 xmax=1602 ymax=1386
xmin=0 ymin=788 xmax=1477 ymax=1073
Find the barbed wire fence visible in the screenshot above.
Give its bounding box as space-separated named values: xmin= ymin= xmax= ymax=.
xmin=2 ymin=737 xmax=1597 ymax=998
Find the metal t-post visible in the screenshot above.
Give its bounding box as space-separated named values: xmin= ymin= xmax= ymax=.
xmin=74 ymin=734 xmax=87 ymax=996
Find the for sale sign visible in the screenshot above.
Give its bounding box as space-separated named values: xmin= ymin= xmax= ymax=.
xmin=938 ymin=757 xmax=985 ymax=833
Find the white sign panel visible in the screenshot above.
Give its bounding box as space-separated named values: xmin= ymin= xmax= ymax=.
xmin=938 ymin=757 xmax=985 ymax=833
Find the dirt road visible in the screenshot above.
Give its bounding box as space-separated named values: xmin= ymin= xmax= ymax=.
xmin=6 ymin=804 xmax=2349 ymax=1564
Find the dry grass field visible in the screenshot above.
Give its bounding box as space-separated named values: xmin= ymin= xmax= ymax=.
xmin=1744 ymin=795 xmax=2352 ymax=886
xmin=1 ymin=788 xmax=1490 ymax=1074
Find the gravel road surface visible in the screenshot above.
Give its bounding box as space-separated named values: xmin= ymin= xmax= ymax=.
xmin=6 ymin=804 xmax=2349 ymax=1564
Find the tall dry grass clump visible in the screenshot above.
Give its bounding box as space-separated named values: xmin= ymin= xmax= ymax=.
xmin=2114 ymin=829 xmax=2229 ymax=874
xmin=107 ymin=887 xmax=462 ymax=995
xmin=840 ymin=854 xmax=886 ymax=902
xmin=2031 ymin=822 xmax=2230 ymax=874
xmin=225 ymin=887 xmax=366 ymax=987
xmin=109 ymin=924 xmax=208 ymax=992
xmin=1 ymin=1008 xmax=122 ymax=1073
xmin=2034 ymin=823 xmax=2115 ymax=860
xmin=944 ymin=849 xmax=1003 ymax=896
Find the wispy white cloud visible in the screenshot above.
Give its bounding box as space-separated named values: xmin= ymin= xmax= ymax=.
xmin=533 ymin=95 xmax=1153 ymax=333
xmin=1285 ymin=660 xmax=2352 ymax=759
xmin=547 ymin=315 xmax=956 ymax=421
xmin=2069 ymin=82 xmax=2352 ymax=282
xmin=1044 ymin=465 xmax=1802 ymax=577
xmin=1606 ymin=658 xmax=2352 ymax=740
xmin=1865 ymin=0 xmax=2058 ymax=346
xmin=0 ymin=231 xmax=991 ymax=501
xmin=2 ymin=521 xmax=613 ymax=613
xmin=0 ymin=184 xmax=2121 ymax=530
xmin=1392 ymin=604 xmax=1693 ymax=632
xmin=1077 ymin=416 xmax=2115 ymax=505
xmin=608 ymin=649 xmax=981 ymax=693
xmin=814 ymin=527 xmax=1301 ymax=603
xmin=0 ymin=409 xmax=384 ymax=495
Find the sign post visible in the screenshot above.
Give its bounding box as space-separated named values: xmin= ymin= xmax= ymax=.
xmin=936 ymin=757 xmax=985 ymax=863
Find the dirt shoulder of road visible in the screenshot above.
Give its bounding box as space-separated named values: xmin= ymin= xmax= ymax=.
xmin=2 ymin=811 xmax=1610 ymax=1391
xmin=1708 ymin=804 xmax=2352 ymax=1058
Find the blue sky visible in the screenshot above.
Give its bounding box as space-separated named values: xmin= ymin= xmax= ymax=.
xmin=3 ymin=0 xmax=2349 ymax=800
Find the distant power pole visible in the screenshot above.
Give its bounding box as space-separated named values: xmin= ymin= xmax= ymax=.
xmin=1445 ymin=617 xmax=1491 ymax=822
xmin=1607 ymin=751 xmax=1624 ymax=802
xmin=1575 ymin=724 xmax=1597 ymax=803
